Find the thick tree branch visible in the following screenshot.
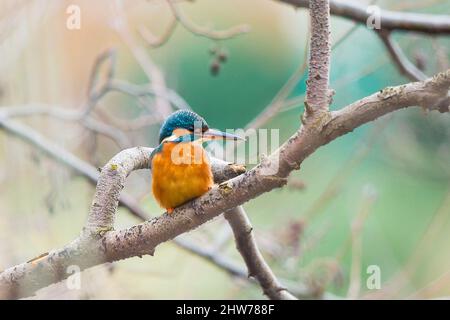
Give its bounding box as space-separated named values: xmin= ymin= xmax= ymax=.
xmin=279 ymin=0 xmax=450 ymax=35
xmin=325 ymin=69 xmax=450 ymax=138
xmin=138 ymin=16 xmax=178 ymax=49
xmin=224 ymin=207 xmax=297 ymax=300
xmin=113 ymin=0 xmax=173 ymax=118
xmin=0 ymin=118 xmax=310 ymax=298
xmin=1 ymin=70 xmax=448 ymax=298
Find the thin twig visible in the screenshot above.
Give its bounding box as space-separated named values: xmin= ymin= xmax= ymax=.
xmin=346 ymin=187 xmax=377 ymax=299
xmin=167 ymin=0 xmax=250 ymax=40
xmin=0 ymin=117 xmax=317 ymax=298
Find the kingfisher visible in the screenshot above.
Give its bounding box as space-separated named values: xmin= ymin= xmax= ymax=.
xmin=151 ymin=110 xmax=243 ymax=214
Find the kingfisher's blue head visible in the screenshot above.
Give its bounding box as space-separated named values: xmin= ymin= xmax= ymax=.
xmin=158 ymin=110 xmax=208 ymax=143
xmin=158 ymin=110 xmax=244 ymax=144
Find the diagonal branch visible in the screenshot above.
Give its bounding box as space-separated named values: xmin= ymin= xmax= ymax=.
xmin=377 ymin=30 xmax=427 ymax=82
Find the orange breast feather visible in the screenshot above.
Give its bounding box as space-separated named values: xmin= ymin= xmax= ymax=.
xmin=151 ymin=142 xmax=214 ymax=212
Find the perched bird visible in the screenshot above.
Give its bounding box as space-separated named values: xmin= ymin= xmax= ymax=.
xmin=151 ymin=110 xmax=243 ymax=214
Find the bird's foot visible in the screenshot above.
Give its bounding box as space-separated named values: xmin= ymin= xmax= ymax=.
xmin=167 ymin=208 xmax=174 ymax=214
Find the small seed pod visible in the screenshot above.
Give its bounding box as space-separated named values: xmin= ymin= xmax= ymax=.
xmin=210 ymin=60 xmax=220 ymax=76
xmin=218 ymin=51 xmax=228 ymax=63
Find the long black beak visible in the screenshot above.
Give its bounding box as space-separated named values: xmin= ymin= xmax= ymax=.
xmin=201 ymin=129 xmax=245 ymax=141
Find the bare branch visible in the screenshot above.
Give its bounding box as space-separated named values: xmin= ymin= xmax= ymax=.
xmin=0 ymin=114 xmax=322 ymax=298
xmin=94 ymin=108 xmax=163 ymax=131
xmin=108 ymin=79 xmax=191 ymax=110
xmin=138 ymin=16 xmax=178 ymax=48
xmin=225 ymin=207 xmax=297 ymax=300
xmin=280 ymin=0 xmax=450 ymax=35
xmin=0 ymin=43 xmax=192 ymax=150
xmin=0 ymin=103 xmax=128 ymax=148
xmin=0 ymin=117 xmax=317 ymax=298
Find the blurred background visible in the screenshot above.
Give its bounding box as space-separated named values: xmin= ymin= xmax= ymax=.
xmin=0 ymin=0 xmax=449 ymax=299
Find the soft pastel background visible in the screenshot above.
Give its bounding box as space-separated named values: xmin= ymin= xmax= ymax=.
xmin=0 ymin=0 xmax=449 ymax=299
